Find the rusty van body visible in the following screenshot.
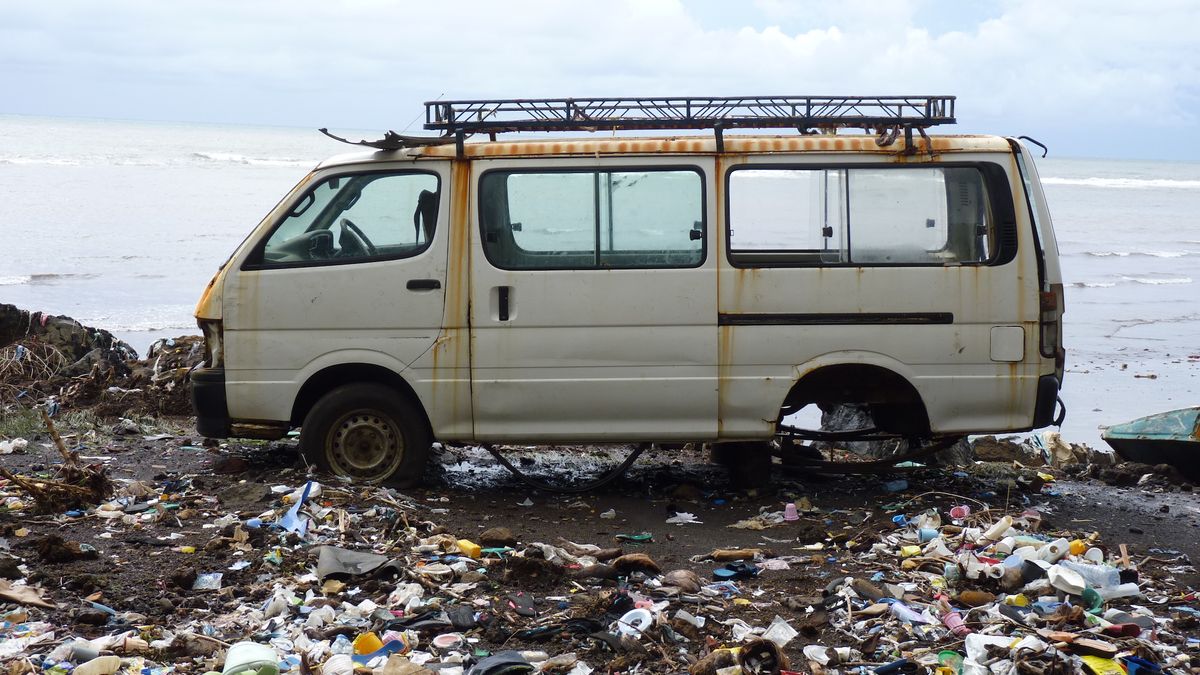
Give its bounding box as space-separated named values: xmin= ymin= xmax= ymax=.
xmin=191 ymin=96 xmax=1065 ymax=484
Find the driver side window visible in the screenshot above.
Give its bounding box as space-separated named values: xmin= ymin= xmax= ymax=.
xmin=258 ymin=171 xmax=440 ymax=267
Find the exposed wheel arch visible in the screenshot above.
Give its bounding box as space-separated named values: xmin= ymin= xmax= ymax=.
xmin=781 ymin=363 xmax=931 ymax=436
xmin=291 ymin=363 xmax=431 ymax=437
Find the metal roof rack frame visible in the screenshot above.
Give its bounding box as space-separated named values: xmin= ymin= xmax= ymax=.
xmin=424 ymin=95 xmax=956 ymax=155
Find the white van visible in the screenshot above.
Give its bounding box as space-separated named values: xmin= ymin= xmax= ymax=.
xmin=191 ymin=96 xmax=1065 ymax=485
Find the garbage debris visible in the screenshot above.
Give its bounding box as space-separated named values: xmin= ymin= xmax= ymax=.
xmin=1 ymin=305 xmax=1197 ymax=675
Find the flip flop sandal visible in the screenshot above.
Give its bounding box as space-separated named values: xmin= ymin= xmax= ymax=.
xmin=382 ymin=609 xmax=452 ymax=633
xmin=874 ymin=659 xmax=918 ymax=675
xmin=1101 ymin=623 xmax=1141 ymax=637
xmin=713 ymin=562 xmax=760 ymax=581
xmin=447 ymin=605 xmax=478 ymax=630
xmin=465 ymin=650 xmax=535 ymax=675
xmin=504 ymin=592 xmax=538 ymax=617
xmin=1069 ymin=639 xmax=1119 ymax=659
xmin=514 ymin=625 xmax=564 ymax=641
xmin=586 ymin=631 xmax=624 ymax=652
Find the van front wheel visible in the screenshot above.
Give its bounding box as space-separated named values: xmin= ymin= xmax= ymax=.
xmin=300 ymin=384 xmax=431 ymax=486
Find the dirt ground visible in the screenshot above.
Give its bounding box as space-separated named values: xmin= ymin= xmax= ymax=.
xmin=2 ymin=415 xmax=1198 ymax=672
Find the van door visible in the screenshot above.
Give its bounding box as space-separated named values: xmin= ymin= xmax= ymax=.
xmin=469 ymin=157 xmax=717 ymax=442
xmin=222 ymin=162 xmax=451 ymax=425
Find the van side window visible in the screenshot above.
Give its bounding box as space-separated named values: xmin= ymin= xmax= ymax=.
xmin=254 ymin=171 xmax=439 ymax=267
xmin=728 ymin=166 xmax=997 ymax=266
xmin=479 ymin=169 xmax=704 ymax=270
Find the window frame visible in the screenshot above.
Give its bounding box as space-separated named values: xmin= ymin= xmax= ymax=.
xmin=477 ymin=165 xmax=708 ymax=272
xmin=242 ymin=168 xmax=442 ymax=271
xmin=724 ymin=161 xmax=1017 ymax=269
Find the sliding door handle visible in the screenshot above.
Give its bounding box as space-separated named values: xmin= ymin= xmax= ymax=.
xmin=497 ymin=286 xmax=510 ymax=321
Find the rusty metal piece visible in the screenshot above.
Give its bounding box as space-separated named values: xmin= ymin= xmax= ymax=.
xmin=776 ymin=435 xmax=964 ymax=474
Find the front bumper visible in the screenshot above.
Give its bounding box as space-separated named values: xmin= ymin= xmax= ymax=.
xmin=191 ymin=367 xmax=230 ymax=438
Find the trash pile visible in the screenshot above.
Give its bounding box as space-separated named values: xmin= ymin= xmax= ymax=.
xmin=0 ymin=304 xmax=202 ymax=416
xmin=1 ymin=448 xmax=1197 ymax=675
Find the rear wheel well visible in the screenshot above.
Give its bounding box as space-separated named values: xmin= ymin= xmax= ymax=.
xmin=782 ymin=364 xmax=930 ymax=435
xmin=291 ymin=364 xmax=431 ymax=435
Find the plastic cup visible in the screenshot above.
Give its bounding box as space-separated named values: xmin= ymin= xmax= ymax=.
xmin=783 ymin=502 xmax=799 ymax=521
xmin=352 ymin=632 xmax=383 ymax=655
xmin=949 ymin=505 xmax=971 ymax=520
xmin=222 ymin=642 xmax=279 ymax=675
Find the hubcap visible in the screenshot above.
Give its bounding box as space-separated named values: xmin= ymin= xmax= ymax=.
xmin=326 ymin=410 xmax=405 ymax=482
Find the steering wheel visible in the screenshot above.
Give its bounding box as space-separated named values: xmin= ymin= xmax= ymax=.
xmin=339 ymin=218 xmax=377 ymax=257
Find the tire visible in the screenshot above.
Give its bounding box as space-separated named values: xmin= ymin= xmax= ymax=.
xmin=299 ymin=383 xmax=431 ymax=487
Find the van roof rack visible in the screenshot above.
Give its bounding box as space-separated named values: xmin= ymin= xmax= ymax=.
xmin=425 ymin=95 xmax=955 ymax=154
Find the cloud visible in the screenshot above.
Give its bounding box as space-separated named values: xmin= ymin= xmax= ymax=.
xmin=0 ymin=0 xmax=1196 ymax=158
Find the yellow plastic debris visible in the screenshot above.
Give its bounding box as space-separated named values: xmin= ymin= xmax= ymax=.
xmin=353 ymin=632 xmax=384 ymax=655
xmin=457 ymin=539 xmax=482 ymax=559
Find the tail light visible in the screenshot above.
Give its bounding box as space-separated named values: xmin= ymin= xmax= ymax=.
xmin=1039 ymin=283 xmax=1064 ymax=369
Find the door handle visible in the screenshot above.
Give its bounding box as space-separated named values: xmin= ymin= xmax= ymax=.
xmin=497 ymin=286 xmax=510 ymax=321
xmin=406 ymin=279 xmax=441 ymax=291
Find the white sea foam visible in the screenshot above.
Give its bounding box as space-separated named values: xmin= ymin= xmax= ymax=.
xmin=1119 ymin=275 xmax=1193 ymax=285
xmin=1070 ymin=281 xmax=1117 ymax=288
xmin=0 ymin=156 xmax=82 ymax=166
xmin=0 ymin=273 xmax=100 ymax=285
xmin=1085 ymin=250 xmax=1191 ymax=258
xmin=1041 ymin=176 xmax=1200 ymax=190
xmin=191 ymin=151 xmax=310 ymax=167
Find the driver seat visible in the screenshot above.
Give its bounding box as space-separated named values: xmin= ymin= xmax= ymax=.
xmin=414 ymin=190 xmax=439 ymax=244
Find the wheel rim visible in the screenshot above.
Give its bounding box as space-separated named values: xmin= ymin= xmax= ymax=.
xmin=325 ymin=410 xmax=405 ymax=482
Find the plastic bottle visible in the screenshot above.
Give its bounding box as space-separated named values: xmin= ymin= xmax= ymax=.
xmin=993 ymin=536 xmax=1017 ymax=555
xmin=283 ymin=481 xmax=321 ymax=505
xmin=1047 ymin=564 xmax=1087 ymax=595
xmin=1039 ymin=538 xmax=1070 ymax=563
xmin=979 ymin=516 xmax=1013 ymax=542
xmin=890 ymin=602 xmax=932 ymax=624
xmin=1058 ymin=560 xmax=1121 ymax=589
xmin=329 ymin=634 xmax=354 ymax=656
xmin=1096 ymin=583 xmax=1141 ymax=601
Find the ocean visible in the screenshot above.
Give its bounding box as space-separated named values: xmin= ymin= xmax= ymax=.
xmin=2 ymin=114 xmax=1197 ymax=449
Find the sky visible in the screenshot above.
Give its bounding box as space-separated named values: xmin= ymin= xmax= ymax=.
xmin=2 ymin=0 xmax=1198 ymax=160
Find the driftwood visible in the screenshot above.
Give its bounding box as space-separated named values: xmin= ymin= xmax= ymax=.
xmin=0 ymin=410 xmax=112 ymax=513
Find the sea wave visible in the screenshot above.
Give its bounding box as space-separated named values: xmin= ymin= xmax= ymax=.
xmin=0 ymin=156 xmax=82 ymax=166
xmin=1084 ymin=250 xmax=1191 ymax=258
xmin=1069 ymin=281 xmax=1117 ymax=288
xmin=88 ymin=320 xmax=197 ymax=333
xmin=1119 ymin=275 xmax=1193 ymax=285
xmin=0 ymin=273 xmax=100 ymax=285
xmin=192 ymin=151 xmax=311 ymax=167
xmin=1041 ymin=176 xmax=1200 ymax=190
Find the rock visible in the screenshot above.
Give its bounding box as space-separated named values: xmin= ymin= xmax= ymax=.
xmin=662 ymin=569 xmax=701 ymax=593
xmin=0 ymin=556 xmax=23 ymax=579
xmin=73 ymin=608 xmax=111 ymax=625
xmin=479 ymin=527 xmax=517 ymax=548
xmin=218 ymin=481 xmax=272 ymax=508
xmin=170 ymin=567 xmax=198 ymax=590
xmin=35 ymin=535 xmax=99 ymax=563
xmin=213 ymin=456 xmax=249 ymax=474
